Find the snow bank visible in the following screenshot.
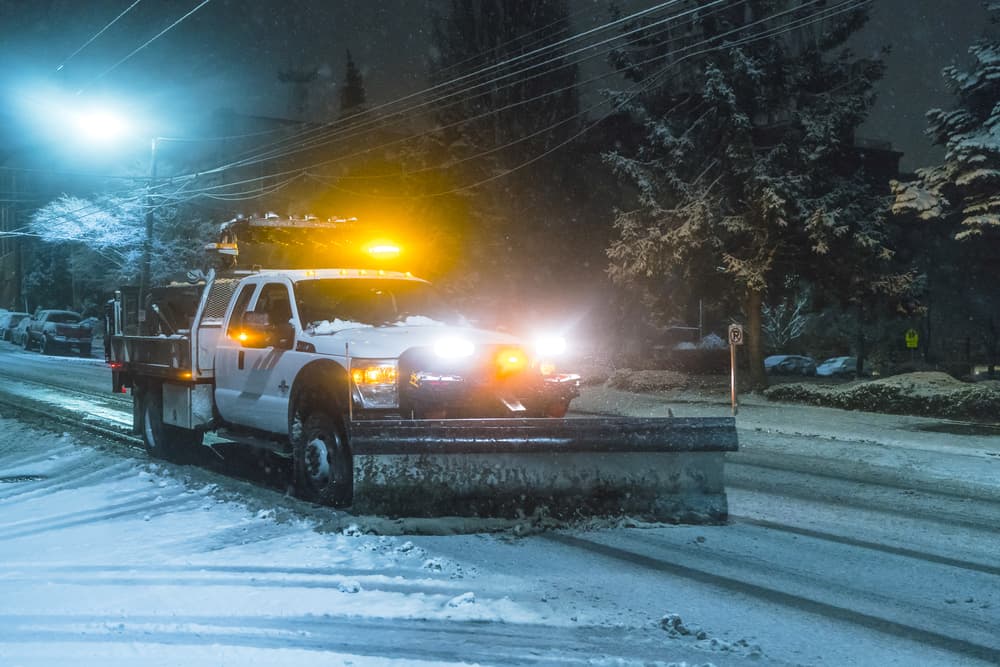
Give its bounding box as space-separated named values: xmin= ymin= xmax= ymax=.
xmin=764 ymin=372 xmax=1000 ymax=421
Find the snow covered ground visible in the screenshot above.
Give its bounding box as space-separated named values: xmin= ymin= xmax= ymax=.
xmin=0 ymin=346 xmax=999 ymax=665
xmin=0 ymin=417 xmax=774 ymax=667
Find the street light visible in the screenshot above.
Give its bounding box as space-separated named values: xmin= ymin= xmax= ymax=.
xmin=71 ymin=109 xmax=131 ymax=146
xmin=70 ymin=111 xmax=158 ymax=311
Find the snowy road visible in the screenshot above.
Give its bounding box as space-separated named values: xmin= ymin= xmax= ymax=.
xmin=0 ymin=343 xmax=998 ymax=666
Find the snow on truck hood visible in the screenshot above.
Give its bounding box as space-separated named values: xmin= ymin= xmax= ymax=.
xmin=304 ymin=321 xmax=521 ymax=358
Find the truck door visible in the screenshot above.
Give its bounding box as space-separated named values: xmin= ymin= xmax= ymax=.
xmin=214 ymin=282 xmax=258 ymax=425
xmin=215 ymin=281 xmax=297 ymax=434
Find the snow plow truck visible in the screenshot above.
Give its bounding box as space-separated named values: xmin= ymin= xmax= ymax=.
xmin=107 ymin=215 xmax=737 ymax=521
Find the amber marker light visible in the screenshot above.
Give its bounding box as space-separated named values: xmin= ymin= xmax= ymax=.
xmin=366 ymin=241 xmax=401 ymax=258
xmin=496 ymin=348 xmax=528 ymax=375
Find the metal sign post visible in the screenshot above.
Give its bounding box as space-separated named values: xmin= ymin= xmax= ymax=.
xmin=728 ymin=324 xmax=744 ymax=416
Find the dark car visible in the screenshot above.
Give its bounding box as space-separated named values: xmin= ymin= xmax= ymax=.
xmin=10 ymin=318 xmax=32 ymax=346
xmin=23 ymin=309 xmax=92 ymax=356
xmin=764 ymin=354 xmax=817 ymax=376
xmin=0 ymin=311 xmax=30 ymax=341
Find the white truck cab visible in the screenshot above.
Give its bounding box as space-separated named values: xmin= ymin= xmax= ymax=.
xmin=109 ymin=257 xmax=579 ymax=505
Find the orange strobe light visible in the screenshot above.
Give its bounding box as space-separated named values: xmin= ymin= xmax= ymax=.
xmin=496 ymin=348 xmax=528 ymax=375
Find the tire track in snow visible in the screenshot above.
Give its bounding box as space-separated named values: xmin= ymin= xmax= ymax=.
xmin=543 ymin=532 xmax=1000 ymax=665
xmin=729 ymin=514 xmax=1000 ymax=577
xmin=727 ymin=460 xmax=1000 ymax=531
xmin=0 ymin=614 xmax=668 ymax=665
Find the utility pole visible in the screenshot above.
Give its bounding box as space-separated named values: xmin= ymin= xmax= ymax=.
xmin=139 ymin=137 xmax=158 ymax=324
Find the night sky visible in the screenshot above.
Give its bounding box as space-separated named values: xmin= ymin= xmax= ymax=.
xmin=0 ymin=0 xmax=994 ymax=170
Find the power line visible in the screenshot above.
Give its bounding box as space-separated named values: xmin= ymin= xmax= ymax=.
xmin=56 ymin=0 xmax=144 ymax=72
xmin=199 ymin=0 xmax=691 ymax=174
xmin=157 ymin=0 xmax=775 ymax=199
xmin=278 ymin=0 xmax=870 ymax=201
xmin=35 ymin=0 xmax=868 ymax=211
xmin=87 ymin=0 xmax=215 ymax=85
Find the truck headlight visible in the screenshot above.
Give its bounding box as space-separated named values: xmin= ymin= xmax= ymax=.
xmin=350 ymin=360 xmax=398 ymax=409
xmin=535 ymin=335 xmax=567 ymax=357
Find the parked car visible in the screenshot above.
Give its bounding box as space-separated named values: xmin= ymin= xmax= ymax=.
xmin=0 ymin=311 xmax=30 ymax=341
xmin=816 ymin=356 xmax=858 ymax=378
xmin=764 ymin=354 xmax=817 ymax=376
xmin=10 ymin=317 xmax=31 ymax=346
xmin=22 ymin=309 xmax=92 ymax=356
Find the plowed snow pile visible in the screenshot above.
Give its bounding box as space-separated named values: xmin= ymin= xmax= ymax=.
xmin=764 ymin=372 xmax=1000 ymax=420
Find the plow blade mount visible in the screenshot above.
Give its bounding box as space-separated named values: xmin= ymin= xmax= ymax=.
xmin=347 ymin=417 xmax=737 ymax=523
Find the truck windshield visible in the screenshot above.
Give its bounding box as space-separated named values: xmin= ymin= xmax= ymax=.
xmin=46 ymin=313 xmax=80 ymax=324
xmin=294 ymin=279 xmax=464 ymax=331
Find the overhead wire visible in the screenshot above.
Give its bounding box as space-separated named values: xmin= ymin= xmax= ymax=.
xmin=199 ymin=0 xmax=691 ymax=173
xmin=56 ymin=0 xmax=144 ymax=72
xmin=300 ymin=0 xmax=871 ymax=200
xmin=160 ymin=0 xmax=807 ymax=200
xmin=215 ymin=1 xmax=726 ymax=173
xmin=87 ymin=0 xmax=215 ymax=85
xmin=160 ymin=0 xmax=726 ymax=188
xmin=30 ymin=0 xmax=868 ymax=215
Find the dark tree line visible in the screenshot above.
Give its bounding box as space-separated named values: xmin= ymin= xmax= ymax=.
xmin=20 ymin=1 xmax=999 ymax=379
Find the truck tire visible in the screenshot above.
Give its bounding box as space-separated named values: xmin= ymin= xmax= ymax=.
xmin=140 ymin=382 xmax=203 ymax=462
xmin=22 ymin=333 xmax=31 ymax=351
xmin=291 ymin=397 xmax=352 ymax=507
xmin=40 ymin=335 xmax=53 ymax=355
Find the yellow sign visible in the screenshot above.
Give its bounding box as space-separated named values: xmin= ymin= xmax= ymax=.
xmin=905 ymin=328 xmax=919 ymax=349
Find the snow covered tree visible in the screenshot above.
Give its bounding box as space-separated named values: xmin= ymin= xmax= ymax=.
xmin=892 ymin=12 xmax=1000 ymax=238
xmin=891 ymin=5 xmax=1000 ymax=373
xmin=27 ymin=193 xmax=216 ymax=309
xmin=339 ymin=50 xmax=367 ymax=117
xmin=604 ymin=1 xmax=894 ymax=386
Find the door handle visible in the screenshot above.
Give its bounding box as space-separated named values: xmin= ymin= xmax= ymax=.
xmin=238 ymin=350 xmax=245 ymax=370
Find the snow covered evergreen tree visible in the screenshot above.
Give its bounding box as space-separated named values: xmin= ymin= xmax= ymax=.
xmin=891 ymin=5 xmax=1000 ymax=373
xmin=339 ymin=50 xmax=367 ymax=117
xmin=892 ymin=6 xmax=1000 ymax=238
xmin=604 ymin=1 xmax=892 ymax=386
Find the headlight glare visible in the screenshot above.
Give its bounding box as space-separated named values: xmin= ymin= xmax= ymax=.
xmin=535 ymin=335 xmax=567 ymax=357
xmin=434 ymin=337 xmax=475 ymax=359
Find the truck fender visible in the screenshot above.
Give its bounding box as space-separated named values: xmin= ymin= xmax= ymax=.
xmin=287 ymin=360 xmax=351 ymax=436
xmin=287 ymin=360 xmax=353 ymax=506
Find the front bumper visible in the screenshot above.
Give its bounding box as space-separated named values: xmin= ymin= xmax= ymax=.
xmin=400 ymin=369 xmax=580 ymax=418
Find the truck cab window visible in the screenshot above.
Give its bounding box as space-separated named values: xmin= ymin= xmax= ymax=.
xmin=254 ymin=283 xmax=293 ymax=326
xmin=227 ymin=284 xmax=257 ymax=337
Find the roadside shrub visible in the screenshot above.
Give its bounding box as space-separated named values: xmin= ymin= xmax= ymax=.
xmin=764 ymin=373 xmax=1000 ymax=420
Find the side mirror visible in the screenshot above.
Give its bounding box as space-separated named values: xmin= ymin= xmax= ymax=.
xmin=236 ymin=312 xmax=295 ymax=350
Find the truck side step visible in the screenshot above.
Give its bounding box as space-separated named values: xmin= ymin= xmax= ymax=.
xmin=347 ymin=417 xmax=737 ymax=523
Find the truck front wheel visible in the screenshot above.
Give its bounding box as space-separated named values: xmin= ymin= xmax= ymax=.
xmin=140 ymin=383 xmax=203 ymax=462
xmin=291 ymin=405 xmax=352 ymax=507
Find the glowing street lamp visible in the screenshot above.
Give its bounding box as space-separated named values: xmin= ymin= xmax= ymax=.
xmin=67 ymin=107 xmax=157 ymax=305
xmin=71 ymin=109 xmax=131 ymax=146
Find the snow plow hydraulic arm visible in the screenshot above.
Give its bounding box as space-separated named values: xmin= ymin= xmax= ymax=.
xmin=348 ymin=416 xmax=737 ymax=523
